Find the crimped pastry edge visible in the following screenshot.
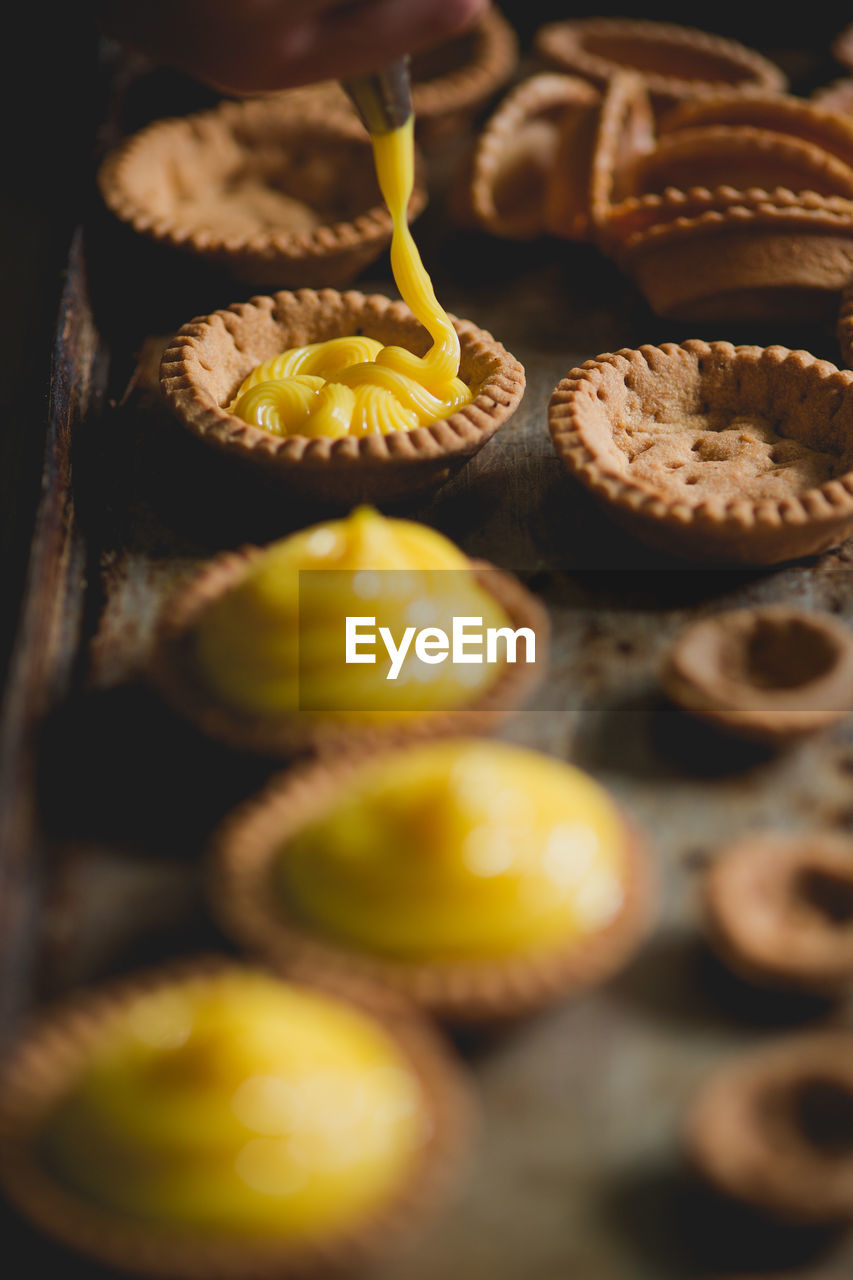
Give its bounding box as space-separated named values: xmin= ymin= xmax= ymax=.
xmin=548 ymin=339 xmax=853 ymax=563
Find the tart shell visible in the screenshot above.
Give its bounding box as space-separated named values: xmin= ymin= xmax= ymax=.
xmin=210 ymin=753 xmax=655 ymax=1022
xmin=622 ymin=204 xmax=853 ymax=323
xmin=98 ymin=99 xmax=426 ymax=289
xmin=585 ymin=72 xmax=655 ymax=245
xmin=548 ymin=340 xmax=853 ymax=564
xmin=149 ymin=552 xmax=548 ymax=759
xmin=636 ymin=245 xmax=853 ymax=324
xmin=468 ymin=72 xmax=600 ymax=241
xmin=657 ymin=91 xmax=853 ymax=170
xmin=632 ymin=126 xmax=853 ymax=200
xmin=662 ymin=605 xmax=853 ymax=743
xmin=160 ymin=289 xmax=526 ymax=504
xmin=0 ymin=957 xmax=473 ymax=1280
xmin=604 ymin=186 xmax=853 ymax=258
xmin=407 ymin=4 xmax=519 ymax=149
xmin=532 ymin=17 xmax=786 ymax=113
xmin=703 ymin=831 xmax=853 ymax=993
xmin=686 ymin=1031 xmax=853 ymax=1222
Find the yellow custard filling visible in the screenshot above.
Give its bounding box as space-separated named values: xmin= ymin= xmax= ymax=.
xmin=229 ymin=118 xmax=472 ymax=438
xmin=193 ymin=506 xmax=510 ymax=718
xmin=41 ymin=971 xmax=426 ymax=1238
xmin=276 ymin=739 xmax=630 ymax=962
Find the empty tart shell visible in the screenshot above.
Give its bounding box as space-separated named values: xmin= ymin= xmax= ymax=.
xmin=467 ymin=73 xmax=600 ymax=240
xmin=209 ymin=752 xmax=654 ymax=1022
xmin=704 ymin=831 xmax=853 ymax=994
xmin=662 ymin=605 xmax=853 ymax=743
xmin=604 ymin=186 xmax=853 ymax=256
xmin=632 ymin=127 xmax=853 ymax=199
xmin=159 ymin=288 xmax=526 ymax=503
xmin=620 ymin=199 xmax=853 ymax=322
xmin=98 ymin=98 xmax=426 ymax=288
xmin=532 ymin=18 xmax=786 ymax=113
xmin=405 ymin=3 xmax=519 ymax=148
xmin=149 ymin=549 xmax=548 ymax=759
xmin=686 ymin=1031 xmax=853 ymax=1222
xmin=548 ymin=340 xmax=853 ymax=564
xmin=658 ymin=90 xmax=853 ymax=169
xmin=466 ymin=69 xmax=654 ymax=244
xmin=0 ymin=957 xmax=472 ymax=1280
xmin=584 ymin=72 xmax=656 ymax=244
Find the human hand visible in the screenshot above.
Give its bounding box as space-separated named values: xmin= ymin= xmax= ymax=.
xmin=99 ymin=0 xmax=489 ymax=94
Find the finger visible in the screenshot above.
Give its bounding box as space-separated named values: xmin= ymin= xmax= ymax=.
xmin=305 ymin=0 xmax=490 ymax=80
xmin=99 ymin=0 xmax=488 ymax=96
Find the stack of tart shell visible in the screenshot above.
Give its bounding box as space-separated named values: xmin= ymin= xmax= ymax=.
xmin=613 ymin=91 xmax=853 ymax=323
xmin=531 ymin=17 xmax=786 ymax=115
xmin=462 ymin=16 xmax=853 ymax=324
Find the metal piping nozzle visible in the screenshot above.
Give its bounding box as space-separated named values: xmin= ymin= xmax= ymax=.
xmin=342 ymin=57 xmax=413 ymax=134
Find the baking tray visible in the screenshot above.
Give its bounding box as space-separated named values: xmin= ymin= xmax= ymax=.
xmin=3 ymin=31 xmax=853 ymax=1279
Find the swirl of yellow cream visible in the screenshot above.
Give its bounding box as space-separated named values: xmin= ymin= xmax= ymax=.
xmin=229 ymin=119 xmax=473 ymax=440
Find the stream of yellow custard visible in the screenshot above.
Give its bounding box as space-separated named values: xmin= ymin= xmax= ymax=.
xmin=229 ymin=118 xmax=472 ymax=438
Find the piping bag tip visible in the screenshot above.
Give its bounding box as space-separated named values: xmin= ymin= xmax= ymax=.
xmin=342 ymin=57 xmax=413 ymax=134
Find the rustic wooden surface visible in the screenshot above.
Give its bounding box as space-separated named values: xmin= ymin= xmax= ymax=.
xmin=5 ymin=33 xmax=853 ymax=1279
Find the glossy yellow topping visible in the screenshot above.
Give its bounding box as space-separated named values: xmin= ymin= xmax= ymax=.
xmin=41 ymin=971 xmax=426 ymax=1238
xmin=276 ymin=739 xmax=630 ymax=961
xmin=229 ymin=118 xmax=472 ymax=438
xmin=193 ymin=506 xmax=510 ymax=718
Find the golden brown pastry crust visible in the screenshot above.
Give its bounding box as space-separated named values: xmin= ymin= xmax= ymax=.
xmin=586 ymin=72 xmax=655 ymax=242
xmin=465 ymin=69 xmax=655 ymax=245
xmin=662 ymin=606 xmax=853 ymax=743
xmin=548 ymin=340 xmax=853 ymax=563
xmin=595 ymin=88 xmax=853 ymax=315
xmin=467 ymin=72 xmax=600 ymax=240
xmin=658 ymin=90 xmax=853 ymax=169
xmin=632 ymin=126 xmax=853 ymax=199
xmin=149 ymin=553 xmax=548 ymax=759
xmin=0 ymin=957 xmax=473 ymax=1279
xmin=687 ymin=1032 xmax=853 ymax=1222
xmin=532 ymin=17 xmax=786 ymax=112
xmin=406 ymin=4 xmax=519 ymax=148
xmin=704 ymin=831 xmax=853 ymax=992
xmin=210 ymin=757 xmax=654 ymax=1021
xmin=159 ymin=289 xmax=526 ymax=503
xmin=619 ymin=201 xmax=853 ymax=322
xmin=603 ymin=185 xmax=853 ymax=257
xmin=98 ymin=99 xmax=426 ymax=288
